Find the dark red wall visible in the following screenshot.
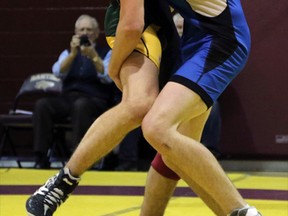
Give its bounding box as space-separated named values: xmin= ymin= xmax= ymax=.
xmin=219 ymin=0 xmax=288 ymax=158
xmin=0 ymin=1 xmax=287 ymax=158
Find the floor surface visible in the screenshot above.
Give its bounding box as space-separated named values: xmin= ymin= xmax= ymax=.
xmin=0 ymin=168 xmax=287 ymax=215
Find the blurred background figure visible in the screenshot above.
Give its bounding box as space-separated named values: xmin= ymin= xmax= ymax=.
xmin=33 ymin=14 xmax=115 ymax=169
xmin=172 ymin=12 xmax=184 ymax=37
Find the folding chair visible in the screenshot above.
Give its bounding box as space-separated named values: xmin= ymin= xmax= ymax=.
xmin=0 ymin=73 xmax=70 ymax=167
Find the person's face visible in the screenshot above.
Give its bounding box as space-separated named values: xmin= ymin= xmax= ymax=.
xmin=75 ymin=18 xmax=99 ymax=42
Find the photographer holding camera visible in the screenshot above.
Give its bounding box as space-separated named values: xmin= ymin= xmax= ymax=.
xmin=33 ymin=14 xmax=114 ymax=169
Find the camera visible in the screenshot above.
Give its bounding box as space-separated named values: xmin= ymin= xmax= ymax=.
xmin=79 ymin=35 xmax=91 ymax=46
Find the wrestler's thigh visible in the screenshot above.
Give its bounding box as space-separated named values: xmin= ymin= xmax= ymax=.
xmin=145 ymin=81 xmax=208 ymax=127
xmin=178 ymin=108 xmax=211 ymax=141
xmin=120 ymin=52 xmax=159 ymax=100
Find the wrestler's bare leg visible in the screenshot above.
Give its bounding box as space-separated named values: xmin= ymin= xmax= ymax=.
xmin=141 ymin=108 xmax=211 ymax=216
xmin=142 ymin=82 xmax=246 ymax=215
xmin=66 ymin=52 xmax=159 ymax=176
xmin=140 ymin=167 xmax=177 ymax=216
xmin=140 ymin=108 xmax=228 ymax=216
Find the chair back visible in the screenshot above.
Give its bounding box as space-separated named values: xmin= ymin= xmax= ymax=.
xmin=11 ymin=73 xmax=63 ymax=114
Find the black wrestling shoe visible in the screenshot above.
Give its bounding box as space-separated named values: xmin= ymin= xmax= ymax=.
xmin=26 ymin=167 xmax=80 ymax=216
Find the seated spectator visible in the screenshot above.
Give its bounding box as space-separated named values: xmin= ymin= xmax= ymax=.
xmin=33 ymin=14 xmax=114 ymax=169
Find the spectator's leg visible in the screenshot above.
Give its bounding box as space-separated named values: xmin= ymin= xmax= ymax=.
xmin=201 ymin=101 xmax=222 ymax=157
xmin=71 ymin=97 xmax=107 ymax=149
xmin=115 ymin=127 xmax=141 ymax=171
xmin=33 ymin=97 xmax=69 ymax=168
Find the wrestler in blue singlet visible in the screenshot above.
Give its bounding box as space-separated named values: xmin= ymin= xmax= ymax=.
xmin=167 ymin=0 xmax=251 ymax=108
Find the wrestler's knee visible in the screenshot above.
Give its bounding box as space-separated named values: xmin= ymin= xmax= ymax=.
xmin=121 ymin=95 xmax=155 ymax=125
xmin=142 ymin=112 xmax=171 ymax=154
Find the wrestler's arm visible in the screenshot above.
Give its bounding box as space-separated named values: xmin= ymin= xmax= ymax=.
xmin=108 ymin=0 xmax=144 ymax=89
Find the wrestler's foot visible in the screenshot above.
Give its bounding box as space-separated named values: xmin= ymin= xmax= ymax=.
xmin=26 ymin=167 xmax=80 ymax=216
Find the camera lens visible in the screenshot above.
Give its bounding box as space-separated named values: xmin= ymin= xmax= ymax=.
xmin=80 ymin=35 xmax=91 ymax=46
